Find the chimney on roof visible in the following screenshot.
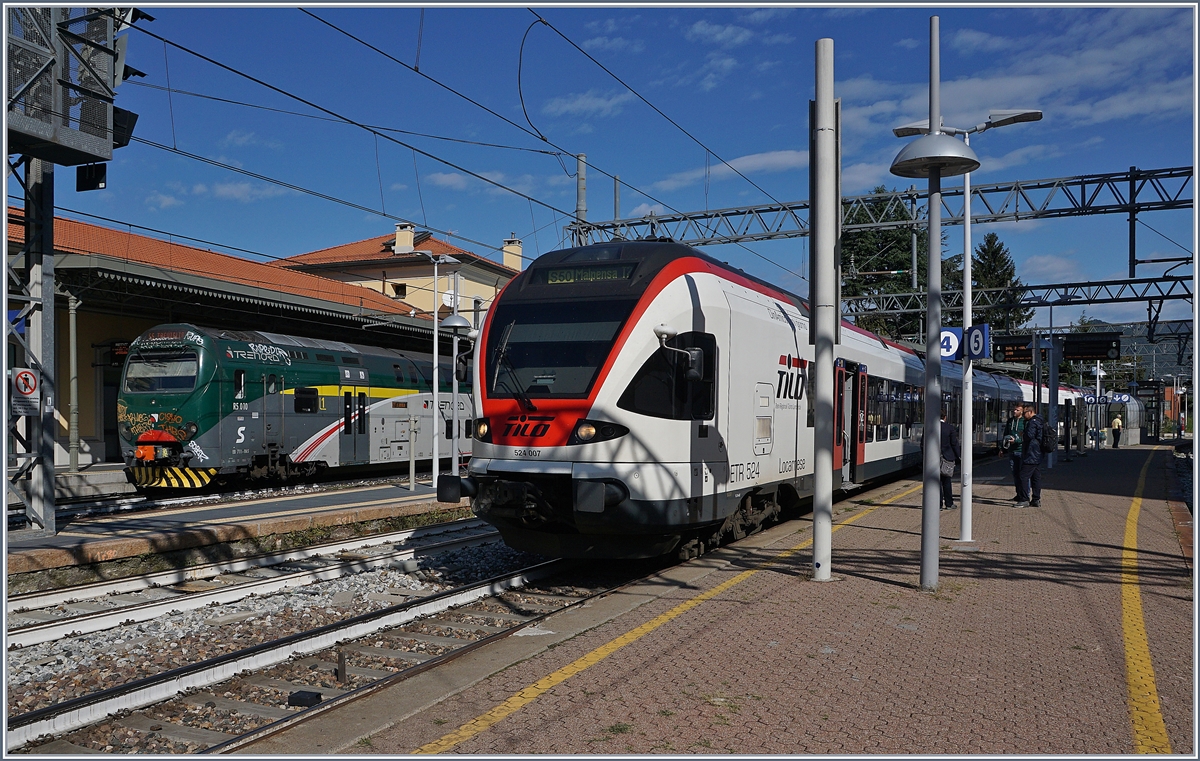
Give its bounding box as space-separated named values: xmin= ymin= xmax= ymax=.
xmin=502 ymin=234 xmax=523 ymax=271
xmin=394 ymin=223 xmax=415 ymax=254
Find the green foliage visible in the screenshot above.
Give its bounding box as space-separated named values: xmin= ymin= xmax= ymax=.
xmin=972 ymin=232 xmax=1033 ymax=332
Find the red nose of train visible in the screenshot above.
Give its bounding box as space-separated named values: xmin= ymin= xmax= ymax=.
xmin=135 ymin=429 xmax=178 ymax=461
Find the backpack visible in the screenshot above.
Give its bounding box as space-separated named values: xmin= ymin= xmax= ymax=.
xmin=1040 ymin=418 xmax=1057 ymax=452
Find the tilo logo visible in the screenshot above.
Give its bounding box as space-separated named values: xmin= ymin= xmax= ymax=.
xmin=776 ymin=355 xmax=808 ymax=400
xmin=503 ymin=415 xmax=555 ymax=437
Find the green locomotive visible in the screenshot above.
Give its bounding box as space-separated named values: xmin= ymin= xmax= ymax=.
xmin=118 ymin=324 xmax=470 ymax=489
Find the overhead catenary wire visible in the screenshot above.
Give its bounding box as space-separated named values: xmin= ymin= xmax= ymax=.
xmin=126 ymin=81 xmax=563 ymax=156
xmin=123 ymin=18 xmax=575 ymax=220
xmin=526 ymin=9 xmax=794 ymax=211
xmin=302 ymin=10 xmax=804 ymax=280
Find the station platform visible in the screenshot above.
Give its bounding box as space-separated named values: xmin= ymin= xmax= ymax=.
xmin=249 ymin=443 xmax=1193 ymax=755
xmin=6 ymin=481 xmax=458 ymax=581
xmin=6 ymin=462 xmax=139 ymax=505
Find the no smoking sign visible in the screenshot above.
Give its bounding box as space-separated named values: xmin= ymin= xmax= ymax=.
xmin=11 ymin=367 xmax=40 ymax=416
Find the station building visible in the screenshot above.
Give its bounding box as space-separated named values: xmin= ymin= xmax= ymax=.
xmin=6 ymin=209 xmax=520 ymax=468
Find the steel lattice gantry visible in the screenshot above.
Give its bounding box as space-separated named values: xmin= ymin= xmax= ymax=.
xmin=574 ymin=165 xmax=1193 ymax=246
xmin=839 ymin=275 xmax=1192 ymax=316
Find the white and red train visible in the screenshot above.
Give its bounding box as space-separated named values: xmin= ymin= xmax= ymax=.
xmin=438 ymin=241 xmax=1131 ymax=559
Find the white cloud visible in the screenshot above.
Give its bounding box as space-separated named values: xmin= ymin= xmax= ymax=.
xmin=427 ymin=172 xmax=469 ymax=191
xmin=543 ymin=89 xmax=634 ymax=118
xmin=389 ymin=182 xmax=408 ymax=191
xmin=145 ymin=191 xmax=181 ymax=209
xmin=895 ymin=38 xmax=922 ymax=50
xmin=191 ymin=183 xmax=208 ymax=195
xmin=741 ymin=8 xmax=794 ymax=25
xmin=585 ymin=17 xmax=639 ymax=34
xmin=1019 ymin=253 xmax=1084 ymax=282
xmin=582 ymin=36 xmax=645 ymax=54
xmin=840 ymin=161 xmax=895 ymax=194
xmin=979 ymin=143 xmax=1062 ymax=173
xmin=685 ymin=20 xmax=753 ymax=48
xmin=628 ymin=202 xmax=665 ymax=218
xmin=762 ymin=33 xmax=794 ymax=46
xmin=211 ymin=181 xmax=288 ymax=202
xmin=948 ymin=29 xmax=1016 ymax=54
xmin=220 ymin=130 xmax=282 ymax=150
xmin=652 ymin=149 xmax=807 ymax=191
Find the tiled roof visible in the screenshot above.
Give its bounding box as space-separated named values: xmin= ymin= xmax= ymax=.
xmin=280 ymin=230 xmax=518 ymax=275
xmin=7 ymin=208 xmax=422 ymax=317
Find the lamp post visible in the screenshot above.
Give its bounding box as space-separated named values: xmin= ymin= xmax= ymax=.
xmin=442 ymin=312 xmax=472 ymax=479
xmin=895 ymin=113 xmax=1040 ymax=544
xmin=889 ymin=15 xmax=979 ymax=591
xmin=419 ymin=252 xmax=460 ymax=483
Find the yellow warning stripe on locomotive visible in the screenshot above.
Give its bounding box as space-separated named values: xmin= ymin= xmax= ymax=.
xmin=127 ymin=466 xmax=218 ymax=489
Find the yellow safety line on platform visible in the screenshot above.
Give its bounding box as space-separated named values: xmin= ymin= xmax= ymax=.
xmin=1121 ymin=447 xmax=1172 ymax=754
xmin=413 ymin=481 xmax=923 ymax=754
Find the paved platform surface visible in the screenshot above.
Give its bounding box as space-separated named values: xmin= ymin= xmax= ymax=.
xmin=273 ymin=444 xmax=1192 ymax=755
xmin=6 ymin=482 xmax=453 ymax=575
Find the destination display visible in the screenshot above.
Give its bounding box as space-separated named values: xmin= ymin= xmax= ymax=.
xmin=540 ymin=263 xmax=636 ymax=285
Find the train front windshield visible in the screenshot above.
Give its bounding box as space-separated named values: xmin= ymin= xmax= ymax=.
xmin=123 ymin=349 xmax=199 ymax=393
xmin=485 ymin=299 xmax=637 ymax=399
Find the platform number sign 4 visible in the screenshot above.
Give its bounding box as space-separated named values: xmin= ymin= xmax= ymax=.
xmin=939 ymin=328 xmax=962 ymax=359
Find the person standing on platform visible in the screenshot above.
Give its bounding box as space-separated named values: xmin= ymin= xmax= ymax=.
xmin=1018 ymin=404 xmax=1045 ymax=507
xmin=940 ymin=408 xmax=962 ymax=510
xmin=1111 ymin=415 xmax=1123 ymax=449
xmin=1001 ymin=403 xmax=1026 ymax=501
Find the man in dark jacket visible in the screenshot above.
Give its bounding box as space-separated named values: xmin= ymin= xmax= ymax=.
xmin=940 ymin=408 xmax=961 ymax=510
xmin=1018 ymin=405 xmax=1044 ymax=507
xmin=1000 ymin=403 xmax=1025 ymax=500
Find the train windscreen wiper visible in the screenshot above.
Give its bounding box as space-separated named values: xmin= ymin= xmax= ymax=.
xmin=492 ymin=321 xmax=537 ymax=411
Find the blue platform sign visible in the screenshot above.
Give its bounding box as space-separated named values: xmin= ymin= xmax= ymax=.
xmin=1083 ymin=394 xmax=1097 ymax=404
xmin=965 ymin=324 xmax=991 ymax=360
xmin=939 ymin=328 xmax=962 ymax=359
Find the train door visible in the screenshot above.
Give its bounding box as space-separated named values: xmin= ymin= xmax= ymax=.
xmin=849 ymin=364 xmax=868 ymax=484
xmin=263 ymin=373 xmax=283 ymax=447
xmin=339 ymin=366 xmax=370 ymax=465
xmin=833 ymin=360 xmax=850 ymax=483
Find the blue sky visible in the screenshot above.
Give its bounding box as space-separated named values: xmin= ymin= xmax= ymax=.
xmin=43 ymin=4 xmax=1195 ymax=327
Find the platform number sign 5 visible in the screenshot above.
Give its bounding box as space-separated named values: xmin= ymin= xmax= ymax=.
xmin=965 ymin=324 xmax=990 ymax=361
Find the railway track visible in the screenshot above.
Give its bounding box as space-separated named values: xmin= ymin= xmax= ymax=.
xmin=8 ymin=555 xmax=651 ymax=754
xmin=7 ymin=519 xmax=497 ymax=648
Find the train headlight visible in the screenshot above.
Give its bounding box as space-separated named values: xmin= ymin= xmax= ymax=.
xmin=185 ymin=422 xmax=198 ymax=439
xmin=474 ymin=419 xmax=491 ymax=442
xmin=568 ymin=419 xmax=629 ymax=446
xmin=119 ymin=421 xmax=132 ymax=441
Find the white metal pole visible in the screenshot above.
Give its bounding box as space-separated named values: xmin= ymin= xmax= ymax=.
xmin=1095 ymin=359 xmax=1102 ymax=450
xmin=920 ymin=15 xmax=943 ymax=592
xmin=959 ymin=133 xmax=973 ymax=542
xmin=451 ymin=271 xmax=461 ymax=475
xmin=811 ymin=37 xmax=837 ymax=581
xmin=1047 ymin=308 xmax=1058 ymax=469
xmin=432 ymin=258 xmax=440 ymax=481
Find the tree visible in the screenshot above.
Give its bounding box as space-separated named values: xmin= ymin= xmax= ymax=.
xmin=972 ymin=232 xmax=1032 ymax=332
xmin=840 ymin=186 xmax=932 ymax=340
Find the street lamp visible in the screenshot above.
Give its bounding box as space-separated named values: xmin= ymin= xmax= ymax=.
xmin=895 ymin=109 xmax=1041 ymax=542
xmin=417 ymin=252 xmax=460 ymax=483
xmin=889 ymin=16 xmax=979 ymax=592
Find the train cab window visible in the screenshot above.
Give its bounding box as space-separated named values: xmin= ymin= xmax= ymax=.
xmin=234 ymin=369 xmax=246 ymax=400
xmin=294 ymin=387 xmax=319 ymax=414
xmin=617 ymin=332 xmax=716 ymax=421
xmin=123 ymin=349 xmax=199 ymax=393
xmin=266 ymin=374 xmax=278 ymax=394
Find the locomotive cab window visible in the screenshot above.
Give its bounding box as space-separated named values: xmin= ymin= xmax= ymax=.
xmin=294 ymin=387 xmax=318 ymax=414
xmin=617 ymin=331 xmax=716 ymax=421
xmin=266 ymin=374 xmax=278 ymax=394
xmin=123 ymin=349 xmax=199 ymax=393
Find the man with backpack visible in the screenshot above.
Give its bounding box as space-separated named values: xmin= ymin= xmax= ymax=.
xmin=1017 ymin=404 xmax=1052 ymax=507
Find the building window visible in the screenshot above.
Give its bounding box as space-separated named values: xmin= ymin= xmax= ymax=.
xmin=391 ymin=283 xmax=407 ymax=299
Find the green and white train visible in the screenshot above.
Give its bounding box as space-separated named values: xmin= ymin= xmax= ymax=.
xmin=118 ymin=324 xmax=470 ymax=489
